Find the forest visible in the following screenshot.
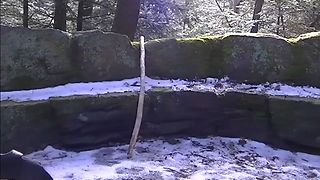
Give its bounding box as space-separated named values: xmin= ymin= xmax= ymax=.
xmin=1 ymin=0 xmax=319 ymax=40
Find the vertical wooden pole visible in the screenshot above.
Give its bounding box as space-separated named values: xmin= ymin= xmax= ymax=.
xmin=128 ymin=36 xmax=146 ymax=159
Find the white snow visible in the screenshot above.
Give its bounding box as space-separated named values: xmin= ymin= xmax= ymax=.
xmin=25 ymin=136 xmax=320 ymax=180
xmin=1 ymin=77 xmax=319 ymax=102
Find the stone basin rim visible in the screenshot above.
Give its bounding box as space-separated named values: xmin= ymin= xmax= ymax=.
xmin=1 ymin=77 xmax=319 ymax=103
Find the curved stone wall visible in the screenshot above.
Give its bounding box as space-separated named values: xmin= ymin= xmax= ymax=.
xmin=1 ymin=26 xmax=319 ymax=154
xmin=1 ymin=26 xmax=319 ymax=91
xmin=1 ymin=90 xmax=319 ymax=154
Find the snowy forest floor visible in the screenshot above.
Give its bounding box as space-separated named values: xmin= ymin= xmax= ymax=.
xmin=26 ymin=136 xmax=320 ymax=180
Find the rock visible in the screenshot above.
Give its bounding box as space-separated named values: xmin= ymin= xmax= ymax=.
xmin=145 ymin=33 xmax=320 ymax=87
xmin=2 ymin=91 xmax=319 ymax=153
xmin=70 ymin=30 xmax=139 ymax=82
xmin=288 ymin=32 xmax=320 ymax=87
xmin=145 ymin=37 xmax=225 ymax=79
xmin=0 ymin=26 xmax=73 ymax=91
xmin=142 ymin=92 xmax=273 ymax=143
xmin=222 ymin=33 xmax=293 ymax=84
xmin=0 ymin=101 xmax=60 ymax=153
xmin=1 ymin=27 xmax=319 ymax=90
xmin=1 ymin=91 xmax=286 ymax=152
xmin=0 ymin=26 xmax=140 ymax=91
xmin=222 ymin=33 xmax=320 ymax=87
xmin=269 ymin=96 xmax=320 ymax=148
xmin=0 ymin=94 xmax=138 ymax=153
xmin=1 ymin=28 xmax=319 ymax=153
xmin=51 ymin=94 xmax=137 ymax=150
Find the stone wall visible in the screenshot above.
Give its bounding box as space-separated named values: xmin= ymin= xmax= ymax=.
xmin=1 ymin=91 xmax=319 ymax=154
xmin=1 ymin=26 xmax=319 ymax=154
xmin=1 ymin=26 xmax=319 ymax=91
xmin=1 ymin=26 xmax=140 ymax=91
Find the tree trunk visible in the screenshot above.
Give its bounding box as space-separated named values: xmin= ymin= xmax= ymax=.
xmin=276 ymin=4 xmax=282 ymax=35
xmin=77 ymin=0 xmax=84 ymax=31
xmin=54 ymin=0 xmax=67 ymax=31
xmin=250 ymin=0 xmax=264 ymax=33
xmin=111 ymin=0 xmax=141 ymax=40
xmin=23 ymin=0 xmax=28 ymax=28
xmin=77 ymin=0 xmax=93 ymax=31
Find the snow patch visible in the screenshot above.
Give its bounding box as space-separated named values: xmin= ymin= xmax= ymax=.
xmin=25 ymin=137 xmax=320 ymax=180
xmin=1 ymin=77 xmax=319 ymax=102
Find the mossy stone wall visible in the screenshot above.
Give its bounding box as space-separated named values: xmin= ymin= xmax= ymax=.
xmin=1 ymin=26 xmax=319 ymax=91
xmin=1 ymin=26 xmax=319 ymax=154
xmin=0 ymin=26 xmax=72 ymax=90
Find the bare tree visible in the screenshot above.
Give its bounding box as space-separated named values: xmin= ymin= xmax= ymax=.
xmin=275 ymin=0 xmax=284 ymax=35
xmin=250 ymin=0 xmax=264 ymax=33
xmin=76 ymin=0 xmax=84 ymax=31
xmin=111 ymin=0 xmax=141 ymax=40
xmin=54 ymin=0 xmax=67 ymax=31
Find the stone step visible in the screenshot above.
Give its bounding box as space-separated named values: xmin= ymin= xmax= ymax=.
xmin=1 ymin=90 xmax=319 ymax=154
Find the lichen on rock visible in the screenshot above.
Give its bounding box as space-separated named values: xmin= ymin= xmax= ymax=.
xmin=0 ymin=26 xmax=73 ymax=91
xmin=70 ymin=30 xmax=139 ymax=82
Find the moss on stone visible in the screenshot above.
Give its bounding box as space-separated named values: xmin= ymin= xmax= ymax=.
xmin=144 ymin=36 xmax=227 ymax=79
xmin=1 ymin=26 xmax=73 ymax=91
xmin=176 ymin=35 xmax=223 ymax=44
xmin=150 ymin=87 xmax=175 ymax=92
xmin=131 ymin=41 xmax=140 ymax=50
xmin=290 ymin=32 xmax=319 ymax=87
xmin=287 ymin=31 xmax=320 ymax=43
xmin=2 ymin=27 xmax=319 ymax=90
xmin=282 ymin=32 xmax=320 ymax=86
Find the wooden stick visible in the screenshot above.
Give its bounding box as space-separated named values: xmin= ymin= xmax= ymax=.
xmin=128 ymin=36 xmax=146 ymax=159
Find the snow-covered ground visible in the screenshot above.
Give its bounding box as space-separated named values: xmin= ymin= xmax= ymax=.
xmin=26 ymin=136 xmax=320 ymax=180
xmin=1 ymin=77 xmax=319 ymax=102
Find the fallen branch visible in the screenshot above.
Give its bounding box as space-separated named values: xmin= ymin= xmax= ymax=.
xmin=128 ymin=36 xmax=146 ymax=159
